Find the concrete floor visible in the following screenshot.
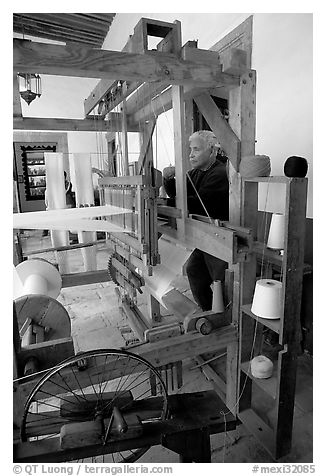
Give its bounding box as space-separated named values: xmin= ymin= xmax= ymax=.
xmin=18 ymin=231 xmax=313 ymax=463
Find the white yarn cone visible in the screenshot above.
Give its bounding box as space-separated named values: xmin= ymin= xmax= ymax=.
xmin=267 ymin=213 xmax=285 ymax=250
xmin=212 ymin=280 xmax=224 ymax=312
xmin=251 ymin=279 xmax=282 ymax=319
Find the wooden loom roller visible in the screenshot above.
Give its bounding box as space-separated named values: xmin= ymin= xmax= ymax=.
xmin=14 ymin=258 xmax=71 ymax=376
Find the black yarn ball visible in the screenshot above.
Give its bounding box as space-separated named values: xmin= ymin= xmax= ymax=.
xmin=284 ymin=156 xmax=308 ymax=178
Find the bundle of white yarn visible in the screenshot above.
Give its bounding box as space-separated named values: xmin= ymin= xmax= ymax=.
xmin=239 ymin=155 xmax=271 ymax=178
xmin=250 ymin=355 xmax=274 ymax=379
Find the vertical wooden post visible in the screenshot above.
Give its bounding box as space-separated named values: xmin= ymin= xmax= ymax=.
xmin=121 ymin=99 xmax=129 ymax=176
xmin=227 ymin=70 xmax=257 ymax=413
xmin=172 ymin=85 xmax=187 ymax=239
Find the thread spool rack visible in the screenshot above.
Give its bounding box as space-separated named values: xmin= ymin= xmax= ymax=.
xmin=238 ymin=176 xmax=308 ymax=460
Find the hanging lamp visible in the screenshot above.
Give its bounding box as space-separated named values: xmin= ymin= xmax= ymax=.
xmin=17 ymin=72 xmax=42 ymax=105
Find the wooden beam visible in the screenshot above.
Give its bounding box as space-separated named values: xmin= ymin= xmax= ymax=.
xmin=137 ymin=120 xmax=156 ymax=173
xmin=16 ymin=325 xmax=237 ymax=404
xmin=159 ymin=217 xmax=239 ymax=264
xmin=13 ymin=114 xmax=139 ymax=132
xmin=13 ymin=73 xmax=22 ymax=119
xmin=61 ymin=270 xmax=111 ymax=288
xmin=13 ymin=39 xmax=239 ymax=88
xmin=193 ymin=93 xmax=240 ymax=170
xmin=172 ymin=85 xmax=187 ymax=238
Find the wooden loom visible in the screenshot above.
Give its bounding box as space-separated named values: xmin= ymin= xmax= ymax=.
xmin=13 ymin=16 xmax=308 ymax=461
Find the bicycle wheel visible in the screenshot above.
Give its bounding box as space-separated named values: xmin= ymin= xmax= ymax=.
xmin=21 ymin=349 xmax=168 ymax=463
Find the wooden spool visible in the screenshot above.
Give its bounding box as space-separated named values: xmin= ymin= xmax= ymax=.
xmin=15 ymin=294 xmax=71 ymax=342
xmin=14 ymin=258 xmax=70 ymax=376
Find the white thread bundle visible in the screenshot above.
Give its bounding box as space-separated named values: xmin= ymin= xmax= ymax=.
xmin=251 ymin=355 xmax=274 ymax=379
xmin=239 ymin=155 xmax=271 ymax=178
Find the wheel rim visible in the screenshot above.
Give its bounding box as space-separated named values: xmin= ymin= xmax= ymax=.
xmin=21 ymin=349 xmax=168 ymax=463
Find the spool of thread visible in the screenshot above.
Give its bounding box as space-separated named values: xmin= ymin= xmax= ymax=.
xmin=212 ymin=280 xmax=224 ymax=313
xmin=284 ymin=156 xmax=308 ymax=178
xmin=267 ymin=213 xmax=285 ymax=250
xmin=251 ymin=279 xmax=282 ymax=319
xmin=239 ymin=155 xmax=271 ymax=178
xmin=250 ymin=355 xmax=274 ymax=379
xmin=14 ymin=258 xmax=62 ymax=299
xmin=23 ymin=274 xmax=48 ymax=295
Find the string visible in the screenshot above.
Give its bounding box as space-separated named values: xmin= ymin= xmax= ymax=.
xmin=186 ymin=170 xmax=214 ymax=224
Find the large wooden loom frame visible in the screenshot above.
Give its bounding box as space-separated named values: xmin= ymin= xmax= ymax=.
xmin=13 ymin=16 xmax=308 ymax=461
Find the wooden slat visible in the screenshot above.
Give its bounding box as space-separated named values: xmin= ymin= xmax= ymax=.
xmin=280 ymin=178 xmax=308 ymax=346
xmin=13 ymin=114 xmax=139 ymax=132
xmin=13 ymin=13 xmax=115 ymax=48
xmin=13 ymin=39 xmax=240 ymax=87
xmin=13 ymin=73 xmax=22 ymax=118
xmin=99 ymin=175 xmax=149 ymax=187
xmin=172 ymin=84 xmax=187 ymax=239
xmin=61 ymin=270 xmax=111 ymax=288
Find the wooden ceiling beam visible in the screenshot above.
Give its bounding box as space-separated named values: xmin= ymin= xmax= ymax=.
xmin=13 ymin=39 xmax=238 ymax=87
xmin=13 ymin=114 xmax=139 ymax=133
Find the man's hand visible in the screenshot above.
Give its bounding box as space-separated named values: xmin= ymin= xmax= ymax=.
xmin=163 ymin=166 xmax=175 ymax=179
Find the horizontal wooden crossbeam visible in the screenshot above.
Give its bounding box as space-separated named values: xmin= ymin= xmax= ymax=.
xmin=13 ymin=39 xmax=239 ymax=88
xmin=13 ymin=114 xmax=139 ymax=132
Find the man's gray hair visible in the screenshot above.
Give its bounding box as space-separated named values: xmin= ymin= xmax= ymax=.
xmin=189 ymin=130 xmax=221 ymax=150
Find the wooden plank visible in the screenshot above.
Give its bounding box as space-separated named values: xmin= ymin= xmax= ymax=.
xmin=24 ymin=239 xmax=106 ymax=256
xmin=194 ymin=356 xmax=226 ymax=402
xmin=172 ymin=85 xmax=187 ymax=238
xmin=13 ymin=73 xmax=22 ymax=118
xmin=194 ymin=93 xmax=241 ymax=170
xmin=241 ymin=304 xmax=280 ymax=334
xmin=13 ymin=39 xmax=240 ymax=87
xmin=99 ymin=175 xmax=149 ymax=187
xmin=17 ymin=326 xmax=237 ymax=404
xmin=137 ymin=121 xmax=156 ymax=174
xmin=274 ymin=349 xmax=299 ymax=459
xmin=120 ymin=99 xmax=130 ymax=176
xmin=280 ymin=179 xmax=308 ymax=346
xmin=181 ymin=45 xmax=221 ymax=65
xmin=157 ymin=205 xmax=182 ymax=218
xmin=244 ymin=176 xmax=292 ymax=184
xmin=14 ymin=391 xmax=236 ymax=462
xmin=210 ymin=16 xmax=253 ymax=69
xmin=158 ymin=220 xmax=236 ymax=263
xmin=222 ymin=48 xmax=248 ymax=75
xmin=120 ymin=300 xmax=151 ymax=342
xmin=13 ymin=114 xmax=139 ymax=132
xmin=61 ymin=270 xmax=111 ymax=287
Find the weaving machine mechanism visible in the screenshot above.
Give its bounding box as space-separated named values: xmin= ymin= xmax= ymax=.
xmin=13 ymin=14 xmax=307 ymax=463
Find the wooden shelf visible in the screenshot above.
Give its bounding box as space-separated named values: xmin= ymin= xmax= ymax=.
xmin=241 ymin=304 xmax=281 ymax=334
xmin=243 ymin=176 xmax=291 ymax=184
xmin=241 ymin=361 xmax=278 ymax=399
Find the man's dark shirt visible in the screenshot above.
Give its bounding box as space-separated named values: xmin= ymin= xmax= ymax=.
xmin=163 ymin=158 xmax=229 ymax=220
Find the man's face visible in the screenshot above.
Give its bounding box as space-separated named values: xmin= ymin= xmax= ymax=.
xmin=189 ymin=136 xmax=212 ymax=170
